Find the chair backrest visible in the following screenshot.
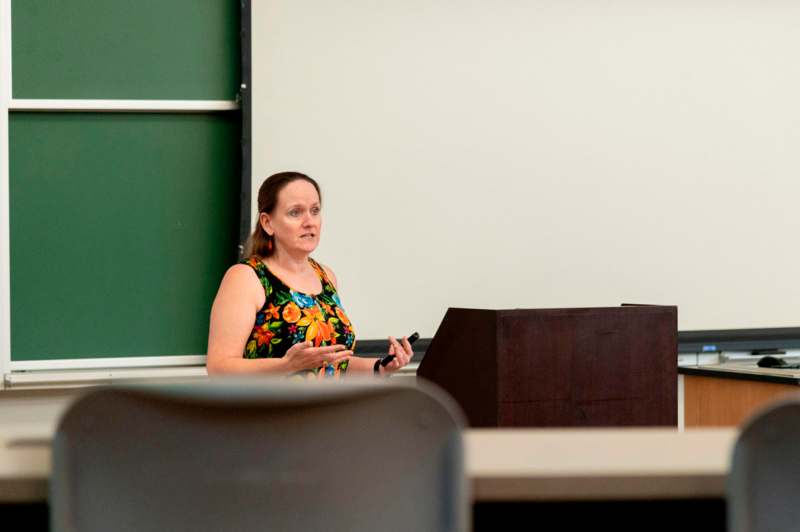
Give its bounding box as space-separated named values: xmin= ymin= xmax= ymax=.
xmin=51 ymin=378 xmax=467 ymax=532
xmin=728 ymin=393 xmax=800 ymax=532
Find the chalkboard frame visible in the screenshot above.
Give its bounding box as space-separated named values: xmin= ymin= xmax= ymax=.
xmin=1 ymin=0 xmax=12 ymax=382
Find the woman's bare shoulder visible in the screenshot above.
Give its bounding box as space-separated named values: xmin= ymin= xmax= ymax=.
xmin=224 ymin=263 xmax=260 ymax=282
xmin=218 ymin=263 xmax=265 ymax=304
xmin=319 ymin=262 xmax=338 ymax=289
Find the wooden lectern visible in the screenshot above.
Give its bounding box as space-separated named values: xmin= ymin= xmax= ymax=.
xmin=417 ymin=306 xmax=677 ymax=427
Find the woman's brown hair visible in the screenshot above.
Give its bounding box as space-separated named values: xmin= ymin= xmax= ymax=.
xmin=244 ymin=171 xmax=322 ymax=258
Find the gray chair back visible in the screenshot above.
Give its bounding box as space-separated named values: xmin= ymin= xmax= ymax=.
xmin=51 ymin=378 xmax=467 ymax=532
xmin=729 ymin=394 xmax=800 ymax=532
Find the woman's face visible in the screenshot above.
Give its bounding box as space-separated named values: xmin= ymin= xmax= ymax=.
xmin=261 ymin=179 xmax=322 ymax=256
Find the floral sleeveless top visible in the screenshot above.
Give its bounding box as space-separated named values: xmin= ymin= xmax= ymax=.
xmin=242 ymin=257 xmax=356 ymax=377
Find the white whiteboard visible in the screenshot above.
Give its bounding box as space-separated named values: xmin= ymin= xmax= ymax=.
xmin=252 ymin=0 xmax=800 ymax=339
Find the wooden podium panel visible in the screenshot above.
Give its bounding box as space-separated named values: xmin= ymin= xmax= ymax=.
xmin=417 ymin=306 xmax=677 ymax=428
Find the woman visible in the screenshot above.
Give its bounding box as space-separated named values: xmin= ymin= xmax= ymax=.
xmin=207 ymin=171 xmax=414 ymax=377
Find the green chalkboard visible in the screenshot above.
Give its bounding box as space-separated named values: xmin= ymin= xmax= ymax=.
xmin=9 ymin=113 xmax=240 ymax=361
xmin=11 ymin=0 xmax=240 ymax=100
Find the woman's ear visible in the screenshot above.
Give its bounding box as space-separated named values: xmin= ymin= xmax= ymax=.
xmin=259 ymin=212 xmax=273 ymax=236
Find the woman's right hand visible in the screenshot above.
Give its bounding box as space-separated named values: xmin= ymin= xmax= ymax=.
xmin=282 ymin=341 xmax=352 ymax=373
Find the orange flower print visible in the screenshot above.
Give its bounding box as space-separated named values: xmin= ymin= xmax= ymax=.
xmin=335 ymin=307 xmax=351 ymax=326
xmin=303 ymin=316 xmax=340 ymax=347
xmin=317 ymin=319 xmax=336 ymax=346
xmin=319 ymin=302 xmax=333 ymax=316
xmin=282 ymin=302 xmax=301 ymax=323
xmin=254 ymin=325 xmax=274 ymax=347
xmin=297 ymin=306 xmax=327 ymax=346
xmin=297 ymin=306 xmax=323 ymax=326
xmin=265 ymin=303 xmax=280 ymax=320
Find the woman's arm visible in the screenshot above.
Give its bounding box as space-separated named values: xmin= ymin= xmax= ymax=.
xmin=346 ymin=356 xmax=383 ymax=374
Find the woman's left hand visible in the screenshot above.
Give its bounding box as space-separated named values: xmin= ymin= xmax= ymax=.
xmin=381 ymin=336 xmax=414 ymax=374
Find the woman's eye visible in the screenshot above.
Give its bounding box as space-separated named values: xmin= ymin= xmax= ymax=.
xmin=289 ymin=210 xmax=300 ymax=217
xmin=311 ymin=207 xmax=320 ymax=215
